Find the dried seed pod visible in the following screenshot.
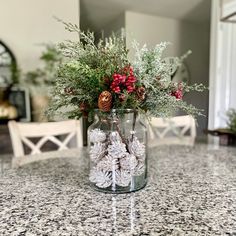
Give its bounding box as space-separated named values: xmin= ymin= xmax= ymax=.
xmin=98 ymin=91 xmax=112 ymax=112
xmin=103 ymin=77 xmax=110 ymax=85
xmin=136 ymin=87 xmax=146 ymax=101
xmin=64 ymin=87 xmax=75 ymax=95
xmin=119 ymin=94 xmax=126 ymax=102
xmin=79 ymin=102 xmax=89 ymax=117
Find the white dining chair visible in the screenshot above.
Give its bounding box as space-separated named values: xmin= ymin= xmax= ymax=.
xmin=8 ymin=120 xmax=83 ymax=167
xmin=148 ymin=115 xmax=196 ymax=146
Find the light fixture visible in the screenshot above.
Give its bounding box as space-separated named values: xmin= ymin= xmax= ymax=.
xmin=220 ymin=0 xmax=236 ymax=23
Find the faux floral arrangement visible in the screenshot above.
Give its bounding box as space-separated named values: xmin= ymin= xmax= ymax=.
xmin=48 ymin=21 xmax=206 ymax=192
xmin=47 ymin=21 xmax=205 ymax=121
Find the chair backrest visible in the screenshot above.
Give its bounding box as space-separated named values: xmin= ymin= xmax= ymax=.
xmin=148 ymin=115 xmax=196 ymax=146
xmin=8 ymin=120 xmax=83 ymax=158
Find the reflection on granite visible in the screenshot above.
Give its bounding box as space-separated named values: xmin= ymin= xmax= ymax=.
xmin=0 ymin=145 xmax=236 ymax=235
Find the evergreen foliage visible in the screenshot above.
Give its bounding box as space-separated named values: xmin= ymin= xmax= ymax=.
xmin=47 ymin=21 xmax=207 ymax=120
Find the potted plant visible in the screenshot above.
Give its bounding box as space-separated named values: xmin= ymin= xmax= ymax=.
xmin=24 ymin=45 xmax=61 ymax=121
xmin=227 ymin=108 xmax=236 ymax=134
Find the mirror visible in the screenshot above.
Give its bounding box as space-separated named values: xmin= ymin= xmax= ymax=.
xmin=0 ymin=40 xmax=16 ymax=86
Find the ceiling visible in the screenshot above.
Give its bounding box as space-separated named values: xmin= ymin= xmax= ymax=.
xmin=80 ymin=0 xmax=211 ymax=32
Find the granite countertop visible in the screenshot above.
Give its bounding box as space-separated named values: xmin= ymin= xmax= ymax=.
xmin=0 ymin=144 xmax=236 ymax=236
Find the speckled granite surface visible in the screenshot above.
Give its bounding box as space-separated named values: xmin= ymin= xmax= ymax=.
xmin=0 ymin=144 xmax=236 ymax=236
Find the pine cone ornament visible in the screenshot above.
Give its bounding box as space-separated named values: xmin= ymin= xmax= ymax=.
xmin=98 ymin=91 xmax=112 ymax=112
xmin=115 ymin=169 xmax=131 ymax=187
xmin=128 ymin=136 xmax=145 ymax=161
xmin=96 ymin=155 xmax=119 ymax=172
xmin=89 ymin=142 xmax=106 ymax=163
xmin=120 ymin=153 xmax=138 ymax=171
xmin=89 ymin=168 xmax=112 ymax=188
xmin=109 ymin=131 xmax=122 ymax=143
xmin=89 ymin=128 xmax=106 ymax=143
xmin=108 ymin=141 xmax=127 ymax=159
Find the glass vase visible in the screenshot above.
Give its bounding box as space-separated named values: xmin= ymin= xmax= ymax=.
xmin=88 ymin=109 xmax=147 ymax=193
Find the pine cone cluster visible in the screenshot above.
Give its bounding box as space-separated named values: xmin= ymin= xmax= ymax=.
xmin=89 ymin=129 xmax=146 ymax=188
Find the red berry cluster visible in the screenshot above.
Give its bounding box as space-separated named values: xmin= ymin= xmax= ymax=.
xmin=110 ymin=66 xmax=137 ymax=94
xmin=171 ymin=83 xmax=183 ymax=100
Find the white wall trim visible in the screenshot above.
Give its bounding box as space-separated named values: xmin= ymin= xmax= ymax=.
xmin=209 ymin=0 xmax=218 ymax=129
xmin=209 ymin=0 xmax=236 ymax=129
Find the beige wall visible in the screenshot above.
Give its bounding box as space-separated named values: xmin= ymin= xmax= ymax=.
xmin=0 ymin=0 xmax=80 ymax=71
xmin=125 ymin=11 xmax=210 ymax=134
xmin=125 ymin=11 xmax=182 ymax=59
xmin=99 ymin=13 xmax=125 ymax=38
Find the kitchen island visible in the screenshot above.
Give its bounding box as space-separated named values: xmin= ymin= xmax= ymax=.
xmin=0 ymin=144 xmax=236 ymax=235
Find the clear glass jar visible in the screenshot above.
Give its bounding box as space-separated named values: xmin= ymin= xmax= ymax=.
xmin=88 ymin=109 xmax=147 ymax=193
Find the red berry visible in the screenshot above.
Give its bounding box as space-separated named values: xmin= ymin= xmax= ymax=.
xmin=171 ymin=89 xmax=183 ymax=100
xmin=127 ymin=85 xmax=135 ymax=93
xmin=113 ymin=86 xmax=121 ymax=93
